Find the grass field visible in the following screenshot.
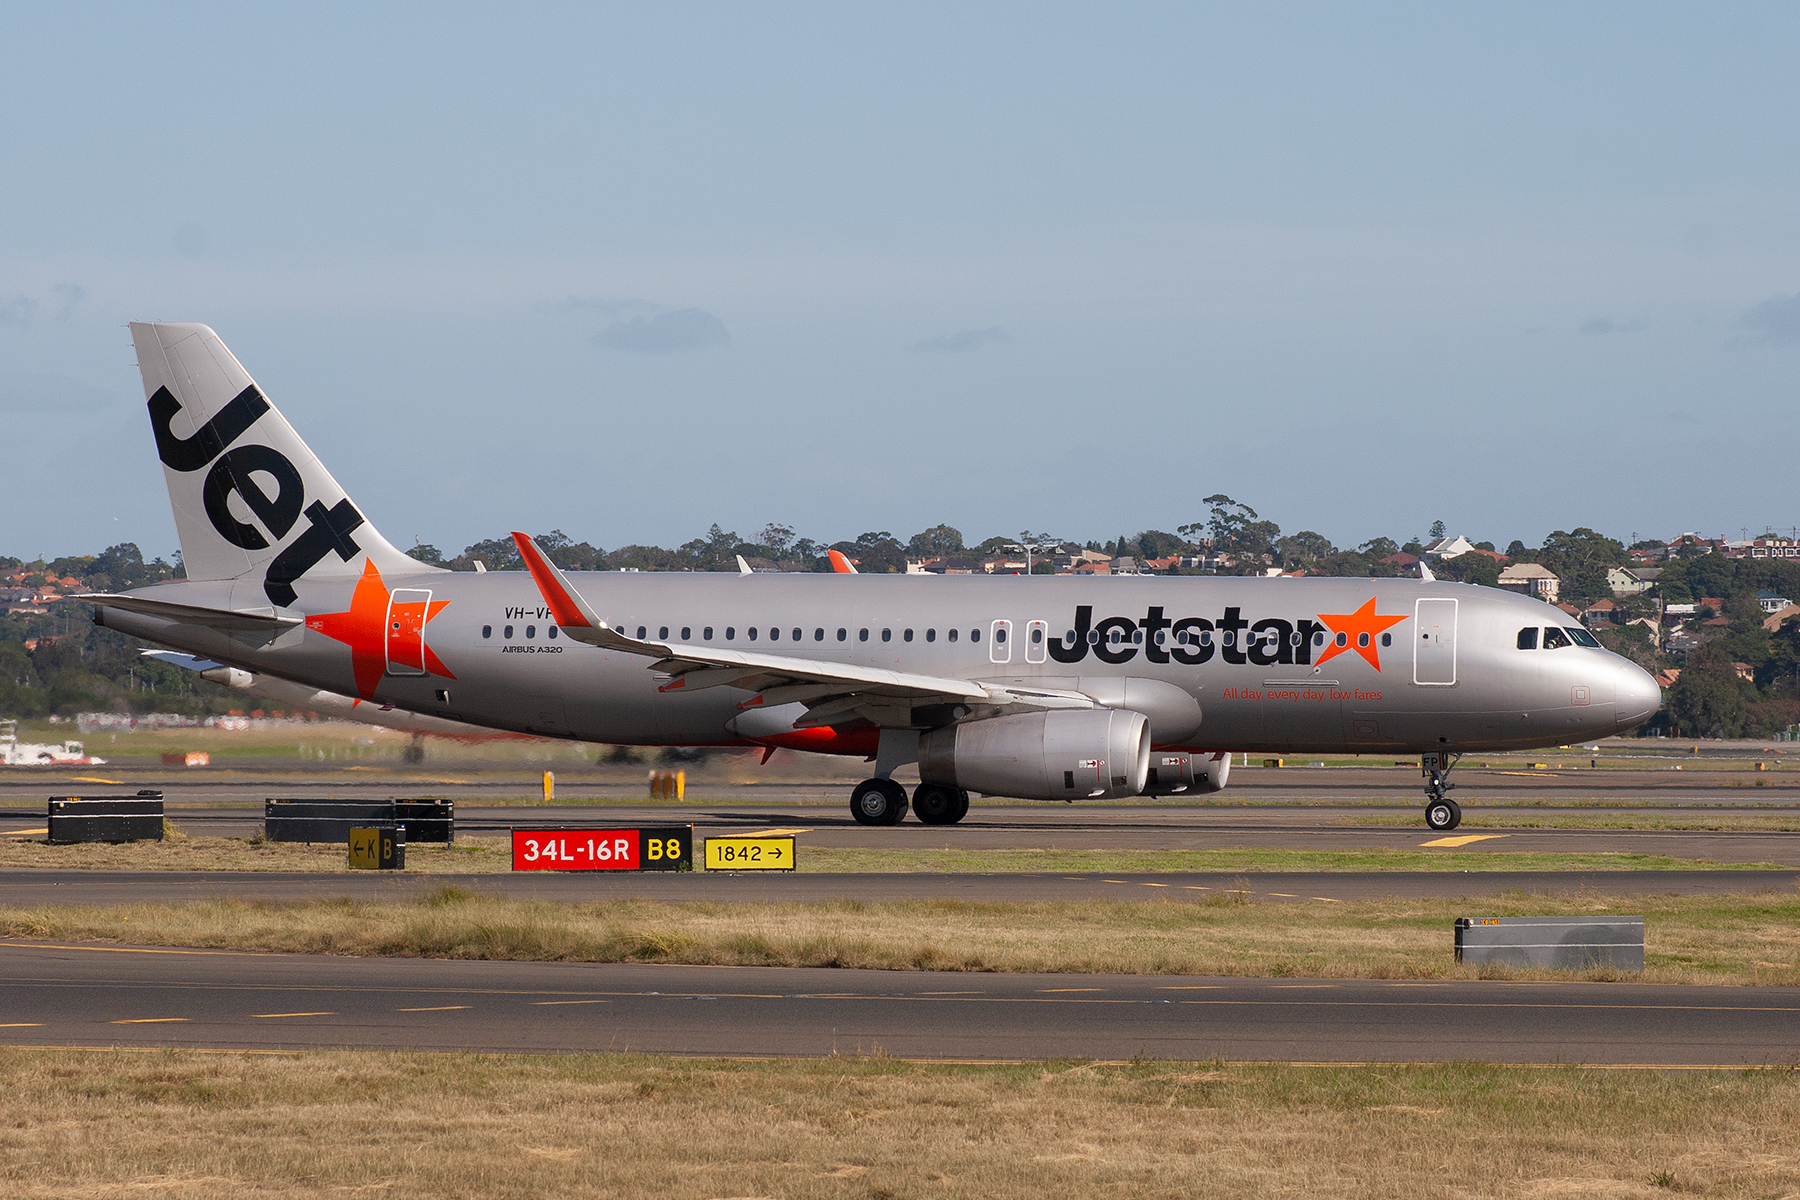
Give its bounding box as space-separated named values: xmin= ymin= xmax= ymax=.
xmin=0 ymin=832 xmax=1784 ymax=875
xmin=4 ymin=887 xmax=1796 ymax=984
xmin=0 ymin=1048 xmax=1793 ymax=1199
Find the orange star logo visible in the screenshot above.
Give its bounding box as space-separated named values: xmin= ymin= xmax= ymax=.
xmin=1313 ymin=597 xmax=1408 ymax=672
xmin=304 ymin=561 xmax=454 ymax=700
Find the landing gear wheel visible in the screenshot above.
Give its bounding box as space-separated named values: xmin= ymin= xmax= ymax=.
xmin=851 ymin=778 xmax=909 ymax=826
xmin=1425 ymin=799 xmax=1462 ymax=831
xmin=912 ymin=784 xmax=971 ymax=825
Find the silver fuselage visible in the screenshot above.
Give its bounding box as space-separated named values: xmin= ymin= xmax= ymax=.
xmin=98 ymin=571 xmax=1663 ymax=755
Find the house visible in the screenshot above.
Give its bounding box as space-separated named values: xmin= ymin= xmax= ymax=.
xmin=1756 ymin=589 xmax=1792 ymax=614
xmin=1654 ymin=668 xmax=1681 ymax=689
xmin=1497 ymin=562 xmax=1560 ymax=602
xmin=1462 ymin=547 xmax=1508 ymax=563
xmin=1421 ymin=535 xmax=1476 ymax=561
xmin=1763 ymin=603 xmax=1800 ymax=633
xmin=1554 ymin=602 xmax=1581 ymax=617
xmin=1629 ymin=547 xmax=1664 ymax=565
xmin=1581 ymin=598 xmax=1618 ymax=626
xmin=1379 ymin=551 xmax=1419 ymax=568
xmin=980 ymin=557 xmax=1028 ymax=574
xmin=1608 ymin=566 xmax=1661 ymax=596
xmin=1109 ymin=557 xmax=1142 ymax=575
xmin=1728 ymin=537 xmax=1800 ymax=561
xmin=921 ymin=557 xmax=983 ymax=575
xmin=1733 ymin=662 xmax=1756 ymax=682
xmin=1667 ymin=533 xmax=1725 ymax=556
xmin=1665 ymin=629 xmax=1704 ymax=656
xmin=1073 ymin=562 xmax=1111 ymax=576
xmin=1626 ymin=617 xmax=1662 ymax=646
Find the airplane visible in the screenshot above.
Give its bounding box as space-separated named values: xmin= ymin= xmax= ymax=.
xmin=82 ymin=322 xmax=1663 ymax=831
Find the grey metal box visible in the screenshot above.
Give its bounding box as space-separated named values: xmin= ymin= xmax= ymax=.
xmin=1456 ymin=915 xmax=1644 ymax=971
xmin=264 ymin=798 xmax=454 ymax=844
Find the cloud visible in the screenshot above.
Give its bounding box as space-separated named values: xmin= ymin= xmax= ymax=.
xmin=591 ymin=308 xmax=730 ymax=353
xmin=913 ymin=327 xmax=1008 ymax=354
xmin=1737 ymin=292 xmax=1800 ymax=347
xmin=1579 ymin=316 xmax=1643 ymax=336
xmin=0 ymin=372 xmax=119 ymax=412
xmin=0 ymin=295 xmax=37 ymax=326
xmin=541 ymin=296 xmax=660 ymax=319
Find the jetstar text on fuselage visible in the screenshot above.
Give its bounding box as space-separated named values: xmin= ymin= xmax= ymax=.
xmin=1048 ymin=600 xmax=1408 ymax=671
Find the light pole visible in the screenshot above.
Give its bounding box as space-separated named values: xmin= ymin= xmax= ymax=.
xmin=1004 ymin=537 xmax=1056 ymax=576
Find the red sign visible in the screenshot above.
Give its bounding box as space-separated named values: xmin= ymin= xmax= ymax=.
xmin=512 ymin=829 xmax=640 ymax=871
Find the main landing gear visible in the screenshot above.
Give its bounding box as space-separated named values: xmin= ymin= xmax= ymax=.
xmin=848 ymin=779 xmax=971 ymax=825
xmin=1422 ymin=751 xmax=1462 ymax=831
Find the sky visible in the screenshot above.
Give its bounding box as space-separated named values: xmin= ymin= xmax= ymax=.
xmin=2 ymin=3 xmax=1797 ymax=565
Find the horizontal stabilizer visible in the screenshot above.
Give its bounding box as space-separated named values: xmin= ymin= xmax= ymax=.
xmin=80 ymin=593 xmax=303 ymax=632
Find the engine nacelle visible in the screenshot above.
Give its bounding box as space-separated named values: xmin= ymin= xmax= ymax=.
xmin=918 ymin=708 xmax=1150 ymax=801
xmin=1139 ymin=750 xmax=1232 ymax=796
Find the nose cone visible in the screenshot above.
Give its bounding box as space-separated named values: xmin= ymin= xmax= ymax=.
xmin=1615 ymin=660 xmax=1663 ymax=727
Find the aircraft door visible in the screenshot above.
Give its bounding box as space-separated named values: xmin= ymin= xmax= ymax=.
xmin=1025 ymin=619 xmax=1048 ymax=664
xmin=386 ymin=589 xmax=432 ymax=676
xmin=990 ymin=619 xmax=1012 ymax=664
xmin=1413 ymin=598 xmax=1457 ymax=685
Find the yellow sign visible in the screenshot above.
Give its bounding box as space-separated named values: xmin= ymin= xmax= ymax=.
xmin=348 ymin=826 xmax=401 ymax=869
xmin=703 ymin=836 xmax=796 ymax=871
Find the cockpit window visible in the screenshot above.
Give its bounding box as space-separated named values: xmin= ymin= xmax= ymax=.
xmin=1565 ymin=626 xmax=1601 ymax=648
xmin=1517 ymin=627 xmax=1539 ymax=650
xmin=1542 ymin=626 xmax=1571 ymax=650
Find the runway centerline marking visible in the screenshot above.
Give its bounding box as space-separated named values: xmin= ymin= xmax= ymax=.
xmin=1155 ymin=986 xmax=1224 ymax=991
xmin=111 ymin=1018 xmax=187 ymax=1024
xmin=0 ymin=1023 xmax=43 ymax=1027
xmin=916 ymin=991 xmax=985 ymax=995
xmin=1037 ymin=988 xmax=1106 ymax=993
xmin=532 ymin=1000 xmax=609 ymax=1006
xmin=254 ymin=1012 xmax=334 ymax=1019
xmin=397 ymin=1006 xmax=469 ymax=1012
xmin=1312 ymin=897 xmax=1340 ymax=902
xmin=1266 ymin=893 xmax=1298 ymax=897
xmin=1420 ymin=834 xmax=1511 ymax=847
xmin=3 ymin=829 xmax=47 ymax=837
xmin=732 ymin=828 xmax=813 ymax=837
xmin=1140 ymin=882 xmax=1169 ymax=887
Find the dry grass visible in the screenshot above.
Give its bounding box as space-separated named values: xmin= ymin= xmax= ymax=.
xmin=0 ymin=833 xmax=1781 ymax=875
xmin=0 ymin=1048 xmax=1794 ymax=1199
xmin=3 ymin=887 xmax=1797 ymax=984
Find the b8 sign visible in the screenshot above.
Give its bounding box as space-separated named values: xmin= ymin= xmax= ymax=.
xmin=510 ymin=826 xmax=693 ymax=872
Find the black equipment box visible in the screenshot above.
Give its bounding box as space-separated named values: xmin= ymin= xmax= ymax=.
xmin=265 ymin=797 xmax=453 ymax=844
xmin=48 ymin=791 xmax=164 ymax=843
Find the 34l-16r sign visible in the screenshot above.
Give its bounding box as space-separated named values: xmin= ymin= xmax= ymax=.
xmin=511 ymin=826 xmax=693 ymax=871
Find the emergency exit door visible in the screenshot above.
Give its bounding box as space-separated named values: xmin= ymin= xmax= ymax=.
xmin=386 ymin=589 xmax=432 ymax=675
xmin=1413 ymin=598 xmax=1457 ymax=686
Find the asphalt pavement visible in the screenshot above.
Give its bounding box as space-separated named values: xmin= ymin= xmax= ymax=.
xmin=0 ymin=942 xmax=1790 ymax=1066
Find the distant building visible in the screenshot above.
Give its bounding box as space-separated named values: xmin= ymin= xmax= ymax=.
xmin=1762 ymin=603 xmax=1800 ymax=633
xmin=1421 ymin=535 xmax=1477 ymax=561
xmin=1608 ymin=566 xmax=1661 ymax=596
xmin=1756 ymin=588 xmax=1792 ymax=614
xmin=1379 ymin=552 xmax=1419 ymax=568
xmin=1728 ymin=537 xmax=1800 ymax=561
xmin=1109 ymin=557 xmax=1141 ymax=575
xmin=1581 ymin=598 xmax=1618 ymax=626
xmin=1497 ymin=562 xmax=1560 ymax=602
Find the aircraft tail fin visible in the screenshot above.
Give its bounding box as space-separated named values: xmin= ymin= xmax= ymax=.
xmin=130 ymin=322 xmax=435 ymax=606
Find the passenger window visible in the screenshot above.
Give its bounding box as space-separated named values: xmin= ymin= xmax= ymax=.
xmin=1380 ymin=632 xmax=1389 ymax=647
xmin=815 ymin=628 xmax=824 ymax=641
xmin=1199 ymin=631 xmax=1212 ymax=646
xmin=1133 ymin=630 xmax=1143 ymax=644
xmin=636 ymin=626 xmax=646 ymax=640
xmin=504 ymin=625 xmax=513 ymax=639
xmin=482 ymin=625 xmax=492 ymax=639
xmin=882 ymin=629 xmax=892 ymax=642
xmin=1542 ymin=627 xmax=1570 ymax=650
xmin=1087 ymin=630 xmax=1100 ymax=645
xmin=999 ymin=628 xmax=1009 ymax=644
xmin=948 ymin=629 xmax=958 ymax=643
xmin=1029 ymin=628 xmax=1039 ymax=644
xmin=905 ymin=629 xmax=914 ymax=642
xmin=837 ymin=628 xmax=847 ymax=641
xmin=926 ymin=629 xmax=936 ymax=643
xmin=859 ymin=629 xmax=869 ymax=642
xmin=1566 ymin=627 xmax=1601 ymax=648
xmin=792 ymin=628 xmax=802 ymax=642
xmin=659 ymin=626 xmax=668 ymax=639
xmin=549 ymin=626 xmax=558 ymax=639
xmin=1357 ymin=632 xmax=1368 ymax=648
xmin=1517 ymin=627 xmax=1538 ymax=650
xmin=682 ymin=627 xmax=691 ymax=640
xmin=768 ymin=628 xmax=778 ymax=640
xmin=1289 ymin=631 xmax=1301 ymax=646
xmin=726 ymin=627 xmax=736 ymax=640
xmin=526 ymin=625 xmax=536 ymax=639
xmin=1334 ymin=632 xmax=1348 ymax=647
xmin=1314 ymin=631 xmax=1325 ymax=646
xmin=971 ymin=628 xmax=980 ymax=643
xmin=748 ymin=627 xmax=758 ymax=640
xmin=703 ymin=627 xmax=713 ymax=640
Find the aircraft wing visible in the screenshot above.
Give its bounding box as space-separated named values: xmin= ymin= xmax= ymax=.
xmin=511 ymin=532 xmax=1091 ymax=726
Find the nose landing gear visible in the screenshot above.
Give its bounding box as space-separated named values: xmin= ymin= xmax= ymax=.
xmin=1422 ymin=751 xmax=1462 ymax=831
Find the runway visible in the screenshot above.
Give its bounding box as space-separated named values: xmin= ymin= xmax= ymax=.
xmin=0 ymin=867 xmax=1793 ymax=906
xmin=5 ymin=801 xmax=1799 ymax=865
xmin=0 ymin=941 xmax=1790 ymax=1066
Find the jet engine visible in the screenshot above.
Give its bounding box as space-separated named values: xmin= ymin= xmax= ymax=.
xmin=1139 ymin=750 xmax=1231 ymax=796
xmin=917 ymin=708 xmax=1150 ymax=801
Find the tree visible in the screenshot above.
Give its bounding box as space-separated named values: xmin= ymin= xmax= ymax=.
xmin=906 ymin=525 xmax=964 ymax=558
xmin=1277 ymin=531 xmax=1335 ymax=566
xmin=755 ymin=524 xmax=795 ymax=556
xmin=1359 ymin=537 xmax=1398 ymax=559
xmin=1429 ymin=519 xmax=1447 ymax=540
xmin=1135 ymin=530 xmax=1186 ymax=559
xmin=406 ymin=544 xmax=444 ymax=564
xmin=1667 ymin=643 xmax=1747 ymax=738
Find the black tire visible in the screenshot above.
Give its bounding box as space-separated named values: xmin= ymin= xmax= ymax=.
xmin=1425 ymin=798 xmax=1462 ymax=831
xmin=851 ymin=778 xmax=908 ymax=826
xmin=913 ymin=784 xmax=965 ymax=825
